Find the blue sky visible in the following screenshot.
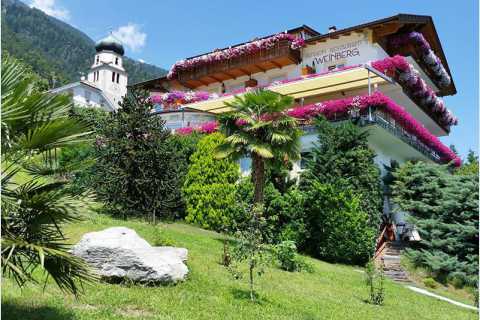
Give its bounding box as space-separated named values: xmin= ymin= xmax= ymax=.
xmin=30 ymin=0 xmax=478 ymax=158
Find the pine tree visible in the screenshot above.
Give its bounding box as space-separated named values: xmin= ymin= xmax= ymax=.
xmin=95 ymin=90 xmax=182 ymax=222
xmin=392 ymin=162 xmax=478 ymax=286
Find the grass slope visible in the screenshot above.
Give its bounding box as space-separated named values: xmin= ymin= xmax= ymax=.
xmin=2 ymin=212 xmax=477 ymax=320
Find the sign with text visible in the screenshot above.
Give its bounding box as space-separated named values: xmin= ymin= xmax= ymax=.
xmin=302 ymin=32 xmax=387 ymax=72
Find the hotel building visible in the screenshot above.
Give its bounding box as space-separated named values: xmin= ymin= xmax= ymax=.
xmin=135 ymin=14 xmax=460 ymax=231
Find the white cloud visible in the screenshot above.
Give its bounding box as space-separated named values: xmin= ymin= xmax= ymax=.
xmin=138 ymin=59 xmax=145 ymax=63
xmin=30 ymin=0 xmax=70 ymax=21
xmin=112 ymin=23 xmax=146 ymax=52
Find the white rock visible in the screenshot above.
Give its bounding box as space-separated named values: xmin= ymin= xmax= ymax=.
xmin=71 ymin=227 xmax=188 ymax=283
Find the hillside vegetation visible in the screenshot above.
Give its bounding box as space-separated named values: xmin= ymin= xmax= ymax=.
xmin=1 ymin=0 xmax=166 ymax=86
xmin=2 ymin=210 xmax=476 ymax=320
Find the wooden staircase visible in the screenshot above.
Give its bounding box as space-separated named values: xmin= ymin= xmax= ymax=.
xmin=379 ymin=241 xmax=411 ymax=283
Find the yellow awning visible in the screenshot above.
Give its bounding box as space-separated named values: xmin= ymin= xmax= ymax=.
xmin=187 ymin=66 xmax=390 ymax=114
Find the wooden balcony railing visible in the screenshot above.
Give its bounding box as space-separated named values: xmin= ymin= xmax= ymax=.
xmin=177 ymin=40 xmax=301 ymax=88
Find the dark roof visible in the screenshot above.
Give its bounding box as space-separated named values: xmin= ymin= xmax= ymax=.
xmin=95 ymin=34 xmax=125 ymax=56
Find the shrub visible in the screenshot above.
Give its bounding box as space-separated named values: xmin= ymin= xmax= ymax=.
xmin=168 ymin=133 xmax=202 ymax=218
xmin=183 ymin=133 xmax=240 ymax=231
xmin=274 ymin=240 xmax=299 ymax=271
xmin=274 ymin=240 xmax=311 ymax=272
xmin=423 ymin=277 xmax=438 ymax=289
xmin=235 ymin=178 xmax=306 ymax=245
xmin=303 ymin=181 xmax=376 ymax=265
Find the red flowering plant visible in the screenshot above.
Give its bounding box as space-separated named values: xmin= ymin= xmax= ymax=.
xmin=389 ymin=32 xmax=451 ymax=88
xmin=287 ymin=92 xmax=461 ymax=166
xmin=372 ymin=55 xmax=457 ymax=127
xmin=167 ymin=33 xmax=306 ymax=79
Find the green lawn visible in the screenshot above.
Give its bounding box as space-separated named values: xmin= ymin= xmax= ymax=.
xmin=2 ymin=211 xmax=478 ymax=320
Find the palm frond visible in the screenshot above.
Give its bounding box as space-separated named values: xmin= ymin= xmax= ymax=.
xmin=1 ymin=55 xmax=96 ymax=295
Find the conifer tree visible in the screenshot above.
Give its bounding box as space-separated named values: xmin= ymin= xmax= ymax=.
xmin=301 ymin=117 xmax=383 ymax=229
xmin=392 ymin=162 xmax=478 ymax=286
xmin=95 ymin=90 xmax=181 ymax=222
xmin=183 ymin=132 xmax=240 ymax=231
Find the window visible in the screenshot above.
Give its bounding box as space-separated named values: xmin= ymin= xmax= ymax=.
xmin=115 ymin=57 xmax=118 ymax=65
xmin=96 ymin=56 xmax=99 ymax=64
xmin=112 ymin=72 xmax=116 ymax=82
xmin=116 ymin=73 xmax=120 ymax=83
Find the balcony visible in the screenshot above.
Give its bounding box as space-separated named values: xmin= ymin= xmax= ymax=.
xmin=300 ymin=109 xmax=441 ymax=163
xmin=177 ymin=40 xmax=301 ymax=89
xmin=365 ymin=110 xmax=440 ymax=162
xmin=184 ymin=64 xmax=452 ymax=136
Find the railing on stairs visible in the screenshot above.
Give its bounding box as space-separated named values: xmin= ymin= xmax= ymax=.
xmin=374 ymin=223 xmax=396 ymax=260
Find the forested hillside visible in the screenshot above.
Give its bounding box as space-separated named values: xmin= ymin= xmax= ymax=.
xmin=1 ymin=0 xmax=166 ymax=86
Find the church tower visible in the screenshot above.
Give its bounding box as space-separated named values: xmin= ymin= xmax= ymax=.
xmin=87 ymin=34 xmax=128 ymax=109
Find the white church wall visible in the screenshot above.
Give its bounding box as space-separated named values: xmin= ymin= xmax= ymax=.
xmin=71 ymin=86 xmax=105 ymax=109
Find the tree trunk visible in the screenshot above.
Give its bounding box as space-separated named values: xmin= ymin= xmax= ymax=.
xmin=249 ymin=259 xmax=255 ymax=302
xmin=251 ymin=154 xmax=265 ymax=205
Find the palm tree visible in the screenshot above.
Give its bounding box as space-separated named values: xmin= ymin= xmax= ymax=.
xmin=215 ymin=89 xmax=302 ymax=205
xmin=1 ymin=56 xmax=96 ymax=295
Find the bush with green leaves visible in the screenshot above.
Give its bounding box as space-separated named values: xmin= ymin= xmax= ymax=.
xmin=167 ymin=133 xmax=202 ymax=218
xmin=183 ymin=132 xmax=240 ymax=231
xmin=392 ymin=161 xmax=478 ymax=287
xmin=303 ymin=181 xmax=376 ymax=265
xmin=235 ymin=178 xmax=307 ymax=245
xmin=301 ymin=117 xmax=383 ymax=229
xmin=94 ymin=90 xmax=182 ymax=222
xmin=274 ymin=240 xmax=311 ymax=272
xmin=423 ymin=277 xmax=438 ymax=289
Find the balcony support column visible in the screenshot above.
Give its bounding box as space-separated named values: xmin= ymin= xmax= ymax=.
xmin=368 ymin=69 xmax=373 ymax=121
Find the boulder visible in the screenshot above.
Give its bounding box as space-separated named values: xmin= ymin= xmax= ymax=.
xmin=71 ymin=227 xmax=188 ymax=284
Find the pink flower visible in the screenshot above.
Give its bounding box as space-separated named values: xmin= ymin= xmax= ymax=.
xmin=288 ymin=92 xmax=461 ymax=166
xmin=176 ymin=127 xmax=194 ymax=135
xmin=199 ymin=121 xmax=218 ymax=133
xmin=235 ymin=118 xmax=248 ymax=126
xmin=167 ymin=32 xmax=306 ymax=80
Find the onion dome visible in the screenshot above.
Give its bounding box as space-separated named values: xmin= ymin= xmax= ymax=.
xmin=95 ymin=34 xmax=124 ymax=56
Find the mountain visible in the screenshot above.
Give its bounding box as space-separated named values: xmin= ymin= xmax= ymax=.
xmin=1 ymin=0 xmax=167 ymax=87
